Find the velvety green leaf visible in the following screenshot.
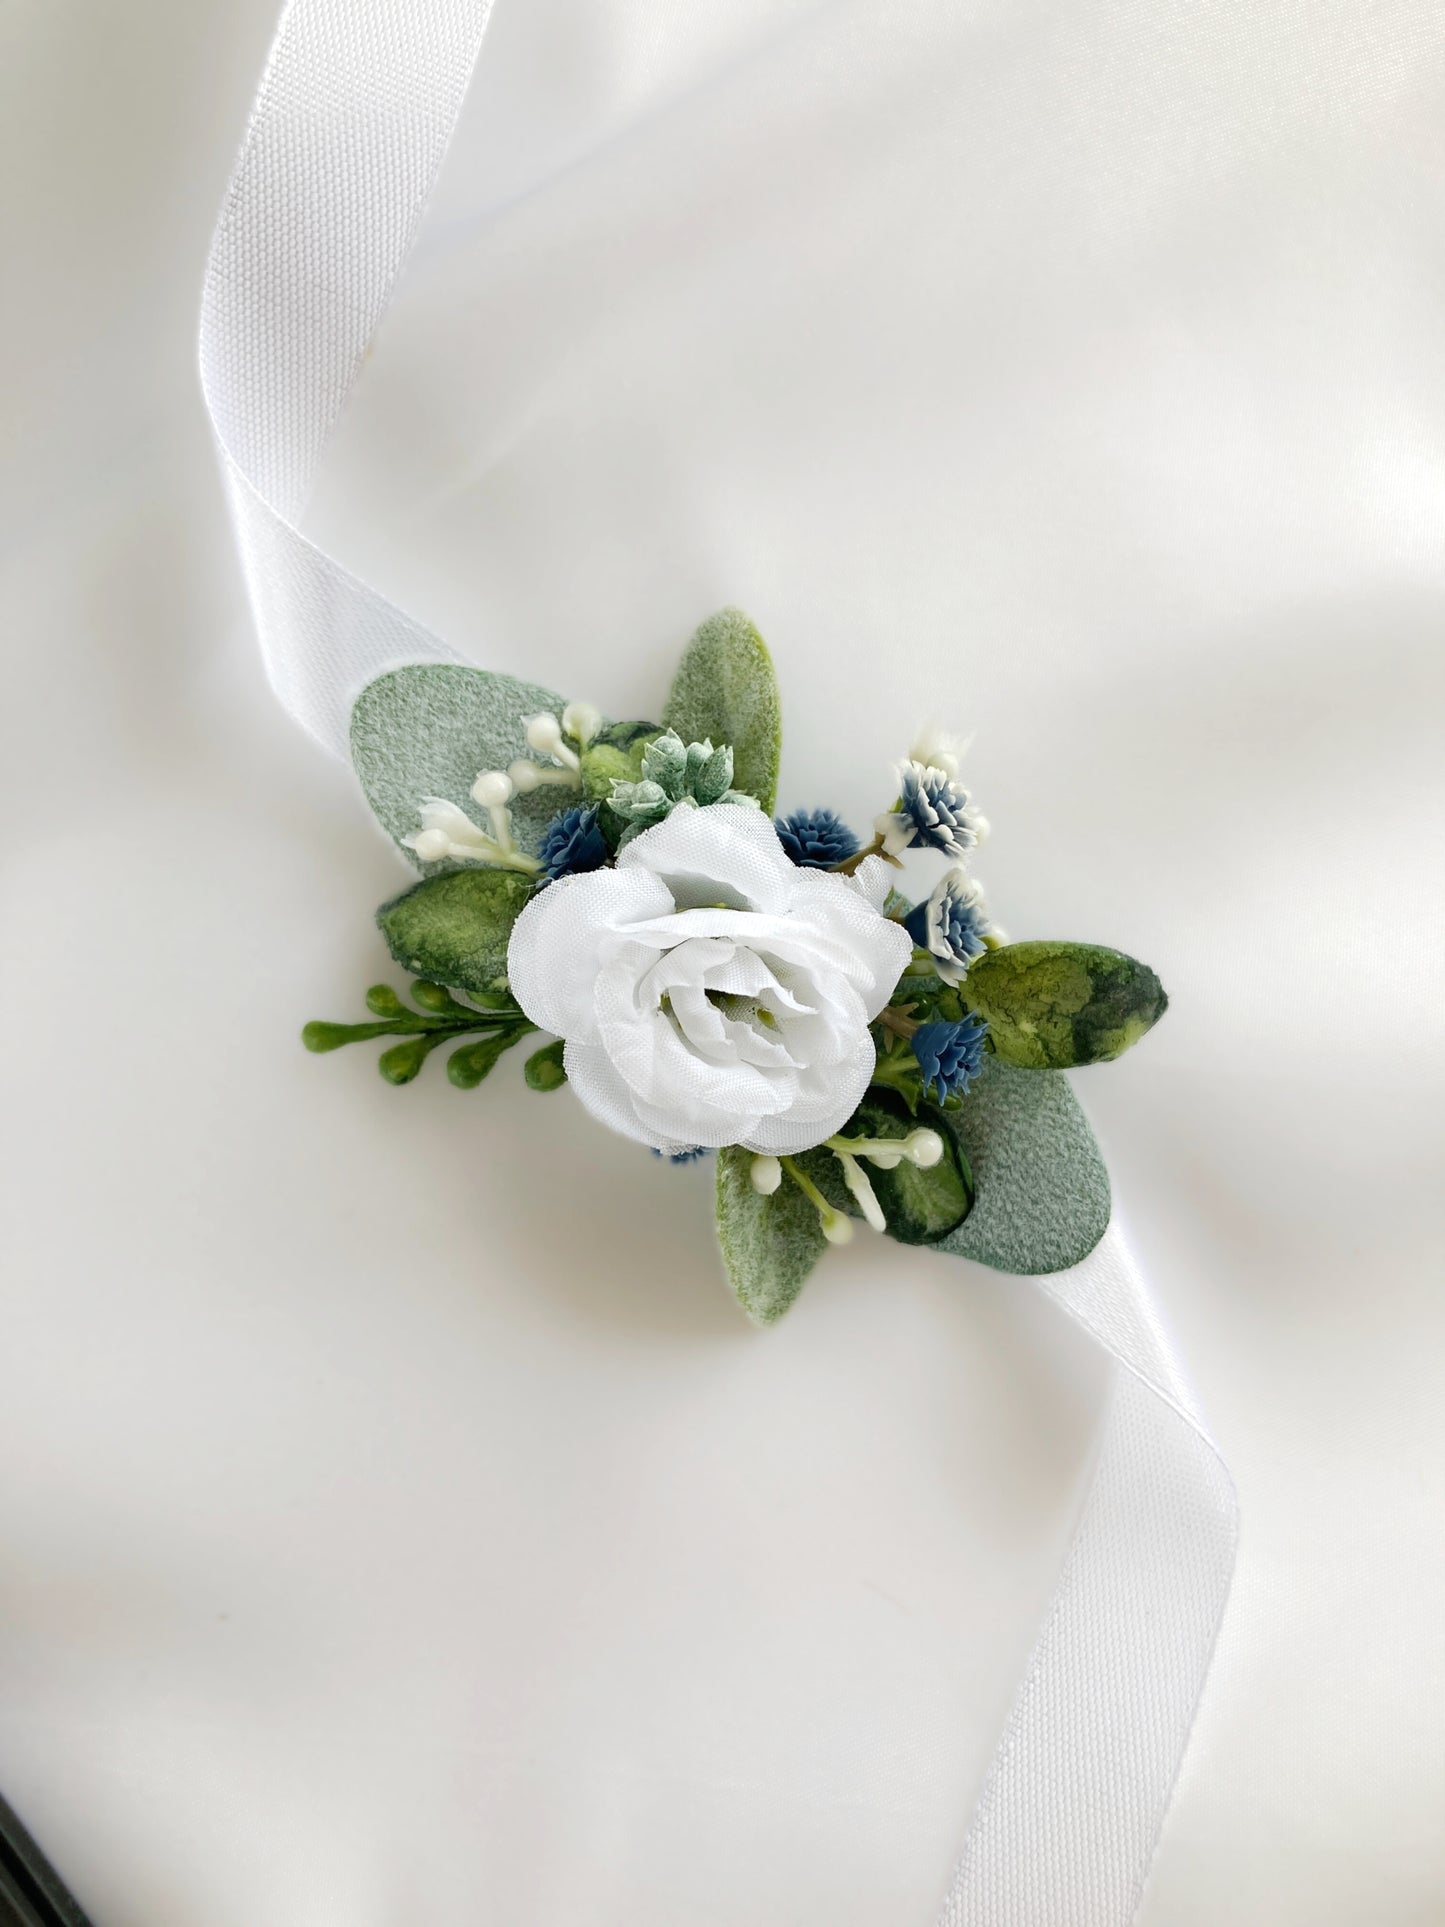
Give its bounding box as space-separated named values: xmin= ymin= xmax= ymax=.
xmin=662 ymin=608 xmax=782 ymax=812
xmin=817 ymin=1088 xmax=973 ymax=1244
xmin=715 ymin=1145 xmax=827 ymax=1325
xmin=351 ymin=663 xmax=569 ymax=872
xmin=933 ymin=1056 xmax=1110 ymax=1274
xmin=523 ymin=1038 xmax=568 ymax=1091
xmin=964 ymin=941 xmax=1168 ymax=1069
xmin=376 ymin=869 xmax=534 ymax=994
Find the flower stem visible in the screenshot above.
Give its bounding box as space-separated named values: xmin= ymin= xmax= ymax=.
xmin=829 ymin=833 xmax=892 ymax=876
xmin=779 ymin=1156 xmax=853 ymax=1244
xmin=876 ymin=1004 xmax=920 ymax=1042
xmin=779 ymin=1156 xmax=829 ymax=1212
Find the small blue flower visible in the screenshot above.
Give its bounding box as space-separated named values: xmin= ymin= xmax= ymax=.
xmin=877 ymin=760 xmax=985 ymax=860
xmin=911 ymin=1016 xmax=989 ymax=1101
xmin=774 ymin=807 xmax=860 ymax=868
xmin=536 ymin=804 xmax=610 ymax=882
xmin=903 ymin=868 xmax=991 ymax=985
xmin=651 ymin=1145 xmax=711 ymax=1165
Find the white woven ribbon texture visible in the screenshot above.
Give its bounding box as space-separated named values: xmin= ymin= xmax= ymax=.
xmin=199 ymin=4 xmax=1238 ymax=1920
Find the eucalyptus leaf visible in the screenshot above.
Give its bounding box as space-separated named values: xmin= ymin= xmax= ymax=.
xmin=662 ymin=608 xmax=782 ymax=812
xmin=964 ymin=941 xmax=1167 ymax=1069
xmin=377 ymin=868 xmax=534 ymax=994
xmin=933 ymin=1056 xmax=1110 ymax=1274
xmin=351 ymin=663 xmax=570 ymax=872
xmin=716 ymin=1145 xmax=827 ymax=1325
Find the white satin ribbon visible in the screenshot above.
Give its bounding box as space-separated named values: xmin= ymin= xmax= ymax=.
xmin=938 ymin=1227 xmax=1236 ymax=1925
xmin=200 ymin=7 xmax=1237 ymax=1920
xmin=200 ymin=0 xmax=487 ymax=755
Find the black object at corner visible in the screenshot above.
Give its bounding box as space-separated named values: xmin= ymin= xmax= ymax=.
xmin=0 ymin=1793 xmax=92 ymax=1927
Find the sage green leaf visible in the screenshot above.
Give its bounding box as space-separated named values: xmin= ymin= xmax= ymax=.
xmin=964 ymin=941 xmax=1168 ymax=1069
xmin=524 ymin=1038 xmax=568 ymax=1091
xmin=934 ymin=1056 xmax=1110 ymax=1274
xmin=716 ymin=1145 xmax=827 ymax=1325
xmin=662 ymin=608 xmax=782 ymax=812
xmin=351 ymin=663 xmax=569 ymax=872
xmin=377 ymin=869 xmax=534 ymax=994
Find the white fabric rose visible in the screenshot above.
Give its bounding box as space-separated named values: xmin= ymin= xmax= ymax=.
xmin=506 ymin=804 xmax=911 ymax=1156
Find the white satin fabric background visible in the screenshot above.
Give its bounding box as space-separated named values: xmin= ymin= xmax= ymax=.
xmin=2 ymin=2 xmax=1443 ymax=1924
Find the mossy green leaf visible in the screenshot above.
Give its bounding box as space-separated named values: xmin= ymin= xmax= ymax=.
xmin=351 ymin=663 xmax=570 ymax=872
xmin=377 ymin=869 xmax=534 ymax=994
xmin=964 ymin=941 xmax=1168 ymax=1069
xmin=716 ymin=1145 xmax=827 ymax=1325
xmin=933 ymin=1056 xmax=1110 ymax=1274
xmin=662 ymin=609 xmax=782 ymax=813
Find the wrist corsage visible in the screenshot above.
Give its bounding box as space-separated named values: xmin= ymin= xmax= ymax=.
xmin=306 ymin=610 xmax=1166 ymax=1322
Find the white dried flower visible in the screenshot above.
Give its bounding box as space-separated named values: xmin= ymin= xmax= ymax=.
xmin=562 ymin=701 xmax=603 ymax=747
xmin=750 ymin=1154 xmax=783 ymax=1195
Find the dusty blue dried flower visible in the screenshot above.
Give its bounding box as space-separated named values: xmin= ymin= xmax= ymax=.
xmin=911 ymin=1015 xmax=989 ymax=1101
xmin=903 ymin=868 xmax=991 ymax=984
xmin=536 ymin=804 xmax=610 ymax=882
xmin=877 ymin=761 xmax=985 ymax=860
xmin=774 ymin=808 xmax=860 ymax=869
xmin=650 ymin=1145 xmax=711 ymax=1165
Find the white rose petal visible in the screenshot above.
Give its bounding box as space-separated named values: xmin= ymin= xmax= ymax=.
xmin=506 ymin=804 xmax=911 ymax=1155
xmin=848 ymin=853 xmax=897 ymax=911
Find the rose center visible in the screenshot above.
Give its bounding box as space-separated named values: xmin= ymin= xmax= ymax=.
xmin=706 ymin=989 xmax=778 ymax=1028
